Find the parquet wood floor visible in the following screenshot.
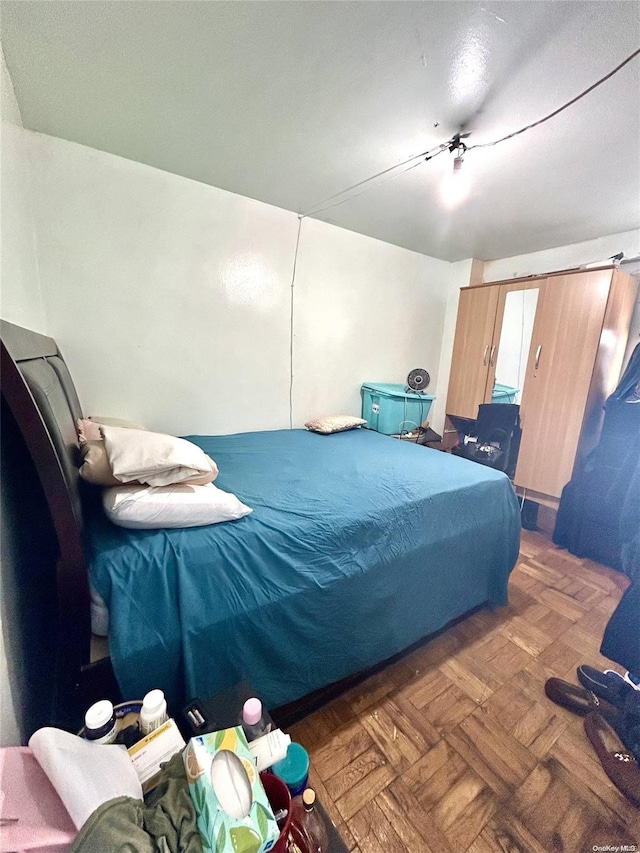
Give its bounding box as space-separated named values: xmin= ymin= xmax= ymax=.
xmin=289 ymin=530 xmax=640 ymax=852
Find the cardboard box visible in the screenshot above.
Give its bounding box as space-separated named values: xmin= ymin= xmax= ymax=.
xmin=184 ymin=726 xmax=279 ymax=853
xmin=127 ymin=718 xmax=186 ymax=792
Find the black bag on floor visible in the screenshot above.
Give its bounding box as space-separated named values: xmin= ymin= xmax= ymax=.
xmin=451 ymin=403 xmax=521 ymax=476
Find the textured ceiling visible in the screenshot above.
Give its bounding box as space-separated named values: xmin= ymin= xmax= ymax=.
xmin=2 ymin=1 xmax=639 ymax=261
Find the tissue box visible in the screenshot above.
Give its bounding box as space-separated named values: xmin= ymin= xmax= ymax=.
xmin=183 ymin=726 xmax=279 ymax=853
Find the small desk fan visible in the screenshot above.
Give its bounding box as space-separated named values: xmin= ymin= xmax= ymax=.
xmin=406 ymin=368 xmax=430 ymax=393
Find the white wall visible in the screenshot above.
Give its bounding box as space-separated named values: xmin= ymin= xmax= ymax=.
xmin=26 ymin=132 xmax=450 ymax=435
xmin=0 ymin=51 xmax=46 ymax=331
xmin=482 ymin=230 xmax=640 ymax=282
xmin=292 ymin=217 xmax=449 ymax=421
xmin=0 ymin=49 xmax=45 ymax=746
xmin=28 ymin=132 xmax=296 ymax=435
xmin=428 ymin=259 xmax=479 ymax=436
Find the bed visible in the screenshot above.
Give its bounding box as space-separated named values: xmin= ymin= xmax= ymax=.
xmin=1 ymin=319 xmax=521 ymax=717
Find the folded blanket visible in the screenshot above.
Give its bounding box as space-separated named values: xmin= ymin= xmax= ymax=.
xmin=102 ymin=426 xmax=218 ymax=487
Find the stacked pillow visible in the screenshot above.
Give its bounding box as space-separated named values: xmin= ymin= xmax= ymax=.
xmin=77 ymin=418 xmax=219 ymax=486
xmin=77 ymin=418 xmax=251 ymax=529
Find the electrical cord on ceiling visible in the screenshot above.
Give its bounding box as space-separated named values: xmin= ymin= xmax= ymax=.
xmin=467 ymin=46 xmax=640 ymax=151
xmin=299 ymin=46 xmax=640 ymax=218
xmin=301 ymin=154 xmax=442 ymax=219
xmin=289 ymin=216 xmax=303 ymax=429
xmin=300 ymin=143 xmax=447 ymax=218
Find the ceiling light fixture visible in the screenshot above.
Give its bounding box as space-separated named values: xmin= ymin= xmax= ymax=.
xmin=299 ymin=47 xmax=640 ymax=220
xmin=441 ymin=134 xmax=470 ymax=208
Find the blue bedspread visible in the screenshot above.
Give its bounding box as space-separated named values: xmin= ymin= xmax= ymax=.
xmin=86 ymin=429 xmax=520 ymax=709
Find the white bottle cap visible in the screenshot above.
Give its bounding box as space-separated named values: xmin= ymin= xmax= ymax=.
xmin=142 ymin=689 xmax=165 ymax=714
xmin=85 ymin=699 xmax=114 ymax=731
xmin=242 ymin=697 xmax=263 ymax=726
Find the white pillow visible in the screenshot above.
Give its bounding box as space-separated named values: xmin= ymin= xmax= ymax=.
xmin=305 ymin=415 xmax=366 ymax=434
xmin=77 ymin=417 xmax=147 ymax=441
xmin=78 ymin=439 xmax=218 ymax=488
xmin=102 ymin=483 xmax=253 ymax=529
xmin=101 ymin=425 xmax=218 ymax=487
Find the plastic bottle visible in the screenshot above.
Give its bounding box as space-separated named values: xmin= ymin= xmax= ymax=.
xmin=84 ymin=699 xmax=118 ymax=744
xmin=139 ymin=689 xmax=168 ymax=735
xmin=248 ymin=729 xmax=291 ymax=772
xmin=289 ymin=788 xmax=328 ymax=853
xmin=241 ymin=697 xmax=270 ymax=742
xmin=271 ymin=742 xmax=309 ymax=796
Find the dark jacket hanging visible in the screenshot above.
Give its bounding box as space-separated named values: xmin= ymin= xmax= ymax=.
xmin=553 ymin=342 xmax=640 ymax=571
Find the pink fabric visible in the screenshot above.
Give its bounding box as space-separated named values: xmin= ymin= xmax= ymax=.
xmin=0 ymin=747 xmax=76 ymax=853
xmin=76 ymin=418 xmax=102 ymax=441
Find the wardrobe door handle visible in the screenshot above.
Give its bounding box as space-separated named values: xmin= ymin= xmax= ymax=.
xmin=483 ymin=345 xmax=489 ymax=366
xmin=534 ymin=345 xmax=542 ymax=370
xmin=489 ymin=345 xmax=496 ymax=367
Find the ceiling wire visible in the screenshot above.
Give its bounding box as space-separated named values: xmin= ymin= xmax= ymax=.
xmin=467 ymin=46 xmax=640 ymax=151
xmin=300 ymin=153 xmax=444 ymax=219
xmin=300 ymin=143 xmax=446 ymax=218
xmin=288 ymin=216 xmax=303 ymax=430
xmin=299 ymin=46 xmax=640 ymax=218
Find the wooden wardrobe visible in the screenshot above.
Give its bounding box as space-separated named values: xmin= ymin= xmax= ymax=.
xmin=445 ymin=265 xmax=638 ymax=508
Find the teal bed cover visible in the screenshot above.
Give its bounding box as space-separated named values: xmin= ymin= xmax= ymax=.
xmin=86 ymin=429 xmax=520 ymax=709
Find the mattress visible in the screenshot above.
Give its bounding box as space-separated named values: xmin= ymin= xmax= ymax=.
xmin=86 ymin=428 xmax=520 ymax=708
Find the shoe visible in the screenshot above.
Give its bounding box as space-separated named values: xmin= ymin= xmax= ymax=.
xmin=577 ymin=665 xmax=635 ymax=708
xmin=605 ymin=669 xmax=640 ymax=692
xmin=544 ymin=678 xmax=619 ymax=720
xmin=624 ymin=671 xmax=640 ymax=691
xmin=584 ymin=713 xmax=640 ymax=808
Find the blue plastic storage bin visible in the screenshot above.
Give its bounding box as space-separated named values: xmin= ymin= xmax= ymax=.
xmin=361 ymin=383 xmax=435 ymax=435
xmin=492 ymin=383 xmax=519 ymax=404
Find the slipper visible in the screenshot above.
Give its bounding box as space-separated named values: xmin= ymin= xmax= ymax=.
xmin=584 ymin=713 xmax=640 ymax=808
xmin=544 ymin=678 xmax=619 ymax=720
xmin=577 ymin=665 xmax=635 ymax=708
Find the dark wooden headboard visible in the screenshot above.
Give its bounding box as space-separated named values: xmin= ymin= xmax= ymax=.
xmin=1 ymin=320 xmax=91 ymax=718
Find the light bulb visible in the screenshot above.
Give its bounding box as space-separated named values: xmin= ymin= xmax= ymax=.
xmin=441 ymin=155 xmax=470 ymax=208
